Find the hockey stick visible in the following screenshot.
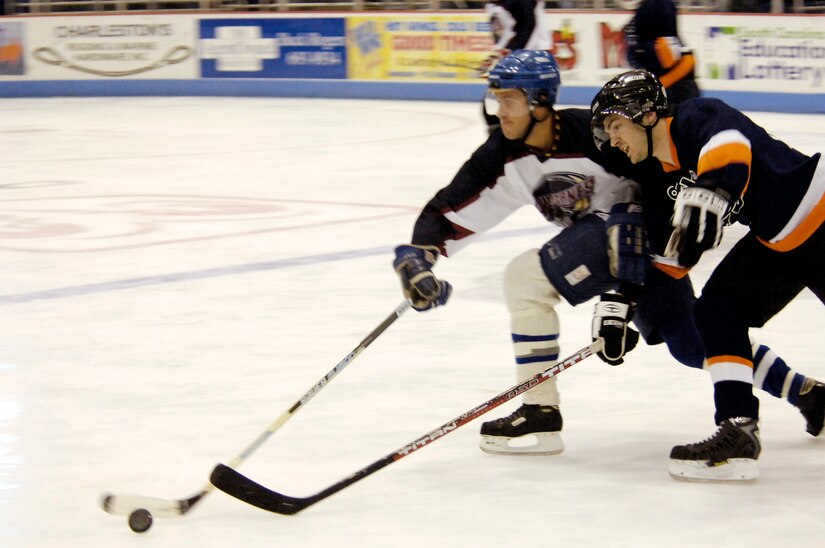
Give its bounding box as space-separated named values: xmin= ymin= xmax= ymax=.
xmin=210 ymin=339 xmax=603 ymax=515
xmin=99 ymin=299 xmax=412 ymax=520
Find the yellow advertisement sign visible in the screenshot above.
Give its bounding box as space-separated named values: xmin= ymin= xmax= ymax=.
xmin=347 ymin=15 xmax=492 ymax=81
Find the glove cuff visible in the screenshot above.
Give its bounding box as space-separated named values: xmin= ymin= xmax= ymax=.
xmin=598 ymin=293 xmax=633 ymax=312
xmin=676 ymin=187 xmax=730 ymax=219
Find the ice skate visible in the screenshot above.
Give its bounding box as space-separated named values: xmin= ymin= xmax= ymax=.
xmin=797 ymin=378 xmax=825 ymax=437
xmin=668 ymin=417 xmax=760 ymax=482
xmin=479 ymin=404 xmax=564 ymax=455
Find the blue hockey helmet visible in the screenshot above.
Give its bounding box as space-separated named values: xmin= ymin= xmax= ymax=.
xmin=487 ymin=50 xmax=561 ymax=109
xmin=590 ymin=69 xmax=669 ymax=149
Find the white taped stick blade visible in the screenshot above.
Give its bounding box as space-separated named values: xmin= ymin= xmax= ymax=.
xmin=99 ymin=492 xmax=193 ymax=519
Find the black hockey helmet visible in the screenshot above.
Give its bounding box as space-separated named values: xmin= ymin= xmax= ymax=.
xmin=590 ymin=69 xmax=669 ymax=150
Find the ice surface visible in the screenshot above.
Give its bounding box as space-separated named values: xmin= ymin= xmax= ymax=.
xmin=1 ymin=96 xmax=824 ymax=547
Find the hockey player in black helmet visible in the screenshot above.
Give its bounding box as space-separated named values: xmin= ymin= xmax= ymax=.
xmin=590 ymin=69 xmax=669 ymax=163
xmin=392 ymin=51 xmax=825 ymax=459
xmin=591 ymin=69 xmax=825 ymax=482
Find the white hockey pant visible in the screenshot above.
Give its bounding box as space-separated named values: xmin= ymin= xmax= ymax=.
xmin=504 ymin=249 xmax=562 ymax=407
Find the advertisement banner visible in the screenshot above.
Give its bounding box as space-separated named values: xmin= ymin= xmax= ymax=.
xmin=24 ymin=16 xmax=197 ymax=79
xmin=0 ymin=22 xmax=25 ymax=76
xmin=688 ymin=16 xmax=825 ymax=93
xmin=545 ymin=12 xmax=633 ymax=87
xmin=346 ymin=14 xmax=492 ymax=81
xmin=1 ymin=11 xmax=821 ymax=111
xmin=199 ymin=18 xmax=346 ymax=79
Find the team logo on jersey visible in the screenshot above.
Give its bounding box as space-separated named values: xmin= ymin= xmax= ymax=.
xmin=666 ymin=171 xmax=696 ymax=201
xmin=724 ymin=195 xmax=744 ymax=225
xmin=533 ymin=172 xmax=595 ymax=226
xmin=668 ymin=170 xmax=744 ymax=226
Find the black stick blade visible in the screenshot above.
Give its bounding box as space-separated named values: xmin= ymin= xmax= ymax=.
xmin=210 ymin=464 xmax=310 ymax=515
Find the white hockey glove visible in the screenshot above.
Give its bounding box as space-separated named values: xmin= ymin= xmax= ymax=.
xmin=393 ymin=245 xmax=452 ymax=312
xmin=592 ymin=294 xmax=640 ymax=366
xmin=665 ymin=186 xmax=731 ymax=268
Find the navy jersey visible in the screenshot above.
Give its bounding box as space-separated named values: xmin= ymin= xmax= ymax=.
xmin=588 ymin=134 xmax=690 ymax=277
xmin=664 ymin=98 xmax=825 ymax=252
xmin=625 ymin=0 xmax=698 ymax=104
xmin=411 ymin=108 xmax=636 ymax=256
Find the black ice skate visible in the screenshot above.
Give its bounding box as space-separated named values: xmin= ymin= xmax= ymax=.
xmin=479 ymin=404 xmax=564 ymax=455
xmin=797 ymin=378 xmax=825 ymax=437
xmin=668 ymin=417 xmax=761 ymax=482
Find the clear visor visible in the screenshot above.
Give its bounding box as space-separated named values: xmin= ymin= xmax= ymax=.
xmin=484 ymin=89 xmax=531 ymax=118
xmin=591 ymin=116 xmax=610 ymax=150
xmin=590 ymin=108 xmax=630 ymax=150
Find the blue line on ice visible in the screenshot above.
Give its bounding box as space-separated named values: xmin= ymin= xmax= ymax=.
xmin=0 ymin=226 xmax=550 ymax=305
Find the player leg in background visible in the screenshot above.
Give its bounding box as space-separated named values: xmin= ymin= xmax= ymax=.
xmin=633 ymin=268 xmax=825 ymax=436
xmin=480 ymin=216 xmax=619 ymax=455
xmin=754 ymin=342 xmax=825 ymax=436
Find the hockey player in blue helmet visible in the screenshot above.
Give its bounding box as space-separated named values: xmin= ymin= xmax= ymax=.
xmin=484 ymin=49 xmax=561 ymax=142
xmin=392 ymin=51 xmax=825 ymax=459
xmin=479 ymin=2 xmax=551 ymax=132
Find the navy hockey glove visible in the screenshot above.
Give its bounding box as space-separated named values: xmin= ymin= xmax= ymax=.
xmin=606 ymin=202 xmax=650 ymax=286
xmin=591 ymin=294 xmax=639 ymax=366
xmin=393 ymin=245 xmax=452 ymax=312
xmin=665 ymin=186 xmax=731 ymax=268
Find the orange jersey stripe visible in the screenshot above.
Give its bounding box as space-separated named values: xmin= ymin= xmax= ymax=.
xmin=697 ymin=142 xmax=751 ymax=175
xmin=661 ymin=118 xmax=682 ymax=172
xmin=653 ymin=261 xmax=690 ymax=279
xmin=654 ymin=37 xmax=678 ymax=69
xmin=660 ymin=54 xmax=695 ymax=89
xmin=697 ymin=141 xmax=752 ymax=194
xmin=758 ymin=189 xmax=825 ymax=252
xmin=707 ymin=355 xmax=753 ymax=367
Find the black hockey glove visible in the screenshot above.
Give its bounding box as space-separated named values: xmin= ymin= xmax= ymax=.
xmin=393 ymin=245 xmax=452 ymax=312
xmin=606 ymin=202 xmax=651 ymax=286
xmin=665 ymin=186 xmax=731 ymax=268
xmin=591 ymin=293 xmax=640 ymax=366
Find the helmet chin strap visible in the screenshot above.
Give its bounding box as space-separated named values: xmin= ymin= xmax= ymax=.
xmin=646 ymin=125 xmax=654 ymax=159
xmin=644 ymin=115 xmax=661 ymax=159
xmin=519 ymin=105 xmax=548 ymax=142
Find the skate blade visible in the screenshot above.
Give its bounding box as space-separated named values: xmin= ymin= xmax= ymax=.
xmin=668 ymin=458 xmax=758 ymax=483
xmin=479 ymin=433 xmax=564 ymax=455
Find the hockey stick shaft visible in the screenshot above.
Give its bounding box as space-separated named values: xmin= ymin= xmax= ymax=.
xmin=210 ymin=340 xmax=603 ymax=515
xmin=101 ymin=300 xmax=412 ymax=519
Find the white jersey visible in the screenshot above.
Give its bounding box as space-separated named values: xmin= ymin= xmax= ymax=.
xmin=411 ymin=109 xmax=638 ymax=257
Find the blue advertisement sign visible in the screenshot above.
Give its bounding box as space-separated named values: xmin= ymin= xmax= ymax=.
xmin=200 ymin=18 xmax=346 ymax=79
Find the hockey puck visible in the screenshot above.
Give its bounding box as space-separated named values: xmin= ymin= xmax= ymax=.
xmin=128 ymin=508 xmax=153 ymax=533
